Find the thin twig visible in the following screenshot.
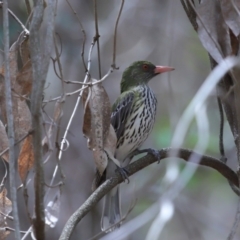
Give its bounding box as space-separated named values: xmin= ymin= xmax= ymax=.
xmin=0 ymin=3 xmax=30 ymax=35
xmin=59 ymin=147 xmax=238 ymax=240
xmin=43 ymin=69 xmax=113 ymax=103
xmin=21 ymin=226 xmax=33 ymax=240
xmin=65 ymin=0 xmax=87 ymax=72
xmin=5 ymin=227 xmax=28 ymax=234
xmin=217 ymin=97 xmax=227 ymax=162
xmin=53 ymin=33 xmax=65 ymax=94
xmin=2 ymin=1 xmax=21 ymax=239
xmin=0 ymin=211 xmax=14 ymax=220
xmin=50 ymin=39 xmax=95 ymax=189
xmin=93 ymin=0 xmax=102 ymax=78
xmin=112 ymin=0 xmax=124 ymax=69
xmin=51 ymin=33 xmax=64 ymax=80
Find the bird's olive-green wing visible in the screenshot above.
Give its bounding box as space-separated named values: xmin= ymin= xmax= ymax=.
xmin=111 ymin=91 xmax=134 ymax=140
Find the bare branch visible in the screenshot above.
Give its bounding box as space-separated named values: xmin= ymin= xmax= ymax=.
xmin=29 ymin=0 xmax=56 ymax=238
xmin=2 ymin=0 xmax=21 ymax=239
xmin=59 ymin=148 xmax=238 ymax=240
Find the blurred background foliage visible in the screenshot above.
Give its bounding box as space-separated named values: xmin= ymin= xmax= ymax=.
xmin=0 ymin=0 xmax=238 ymax=239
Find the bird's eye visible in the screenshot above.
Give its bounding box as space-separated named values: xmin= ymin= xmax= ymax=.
xmin=142 ymin=64 xmax=149 ymax=71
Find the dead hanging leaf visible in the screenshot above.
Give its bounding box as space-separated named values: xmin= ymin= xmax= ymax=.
xmin=92 ymin=124 xmax=118 ymax=190
xmin=18 ymin=135 xmax=34 ymax=182
xmin=16 ymin=36 xmax=32 ymax=97
xmin=20 ymin=35 xmax=30 ymax=65
xmin=0 ymin=32 xmax=32 ymax=138
xmin=42 ymin=100 xmax=64 ymax=154
xmin=196 ymin=0 xmax=231 ymax=63
xmin=0 ymin=188 xmax=12 ymax=240
xmin=82 ymin=80 xmax=115 ymax=177
xmin=220 ymin=0 xmax=240 ymax=37
xmin=16 ymin=60 xmax=32 ymax=97
xmin=0 ymin=32 xmax=32 ymax=177
xmin=0 ymin=120 xmax=9 ymax=162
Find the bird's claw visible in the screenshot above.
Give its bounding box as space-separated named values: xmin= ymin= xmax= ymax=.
xmin=115 ymin=167 xmax=129 ymax=183
xmin=144 ymin=148 xmax=161 ymax=163
xmin=133 ymin=148 xmax=161 ymax=163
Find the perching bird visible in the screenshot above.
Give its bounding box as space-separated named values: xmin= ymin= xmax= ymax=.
xmin=101 ymin=61 xmax=174 ymax=231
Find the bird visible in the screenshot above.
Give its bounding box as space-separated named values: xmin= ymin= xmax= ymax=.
xmin=100 ymin=61 xmax=174 ymax=231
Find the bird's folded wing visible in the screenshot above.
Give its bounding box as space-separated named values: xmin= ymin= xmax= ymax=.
xmin=111 ymin=91 xmax=134 ymax=140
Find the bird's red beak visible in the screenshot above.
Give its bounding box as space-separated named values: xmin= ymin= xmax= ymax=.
xmin=154 ymin=66 xmax=175 ymax=74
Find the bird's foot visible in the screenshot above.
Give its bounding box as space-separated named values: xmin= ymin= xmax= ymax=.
xmin=134 ymin=148 xmax=161 ymax=163
xmin=115 ymin=167 xmax=129 ymax=183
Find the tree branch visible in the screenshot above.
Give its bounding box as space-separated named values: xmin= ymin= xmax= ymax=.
xmin=59 ymin=147 xmax=238 ymax=240
xmin=29 ymin=0 xmax=45 ymax=237
xmin=2 ymin=1 xmax=21 ymax=239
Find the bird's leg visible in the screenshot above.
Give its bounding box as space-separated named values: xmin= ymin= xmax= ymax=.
xmin=130 ymin=148 xmax=161 ymax=163
xmin=115 ymin=166 xmax=129 ymax=183
xmin=105 ymin=149 xmax=130 ymax=183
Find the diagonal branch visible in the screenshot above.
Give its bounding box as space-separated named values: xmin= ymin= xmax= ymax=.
xmin=59 ymin=147 xmax=238 ymax=240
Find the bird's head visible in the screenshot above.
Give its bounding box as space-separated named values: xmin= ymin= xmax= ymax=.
xmin=120 ymin=61 xmax=174 ymax=93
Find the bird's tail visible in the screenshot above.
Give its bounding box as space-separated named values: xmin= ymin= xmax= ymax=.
xmin=101 ymin=186 xmax=121 ymax=232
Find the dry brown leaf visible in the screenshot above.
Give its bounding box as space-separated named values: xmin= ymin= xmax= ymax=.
xmin=16 ymin=36 xmax=32 ymax=97
xmin=16 ymin=60 xmax=32 ymax=97
xmin=20 ymin=36 xmax=30 ymax=65
xmin=196 ymin=0 xmax=231 ymax=63
xmin=0 ymin=120 xmax=9 ymax=162
xmin=18 ymin=135 xmax=34 ymax=182
xmin=0 ymin=35 xmax=32 ymax=140
xmin=0 ymin=188 xmax=12 ymax=240
xmin=220 ymin=0 xmax=240 ymax=37
xmin=0 ymin=33 xmax=32 ymax=179
xmin=82 ymin=80 xmax=113 ymax=176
